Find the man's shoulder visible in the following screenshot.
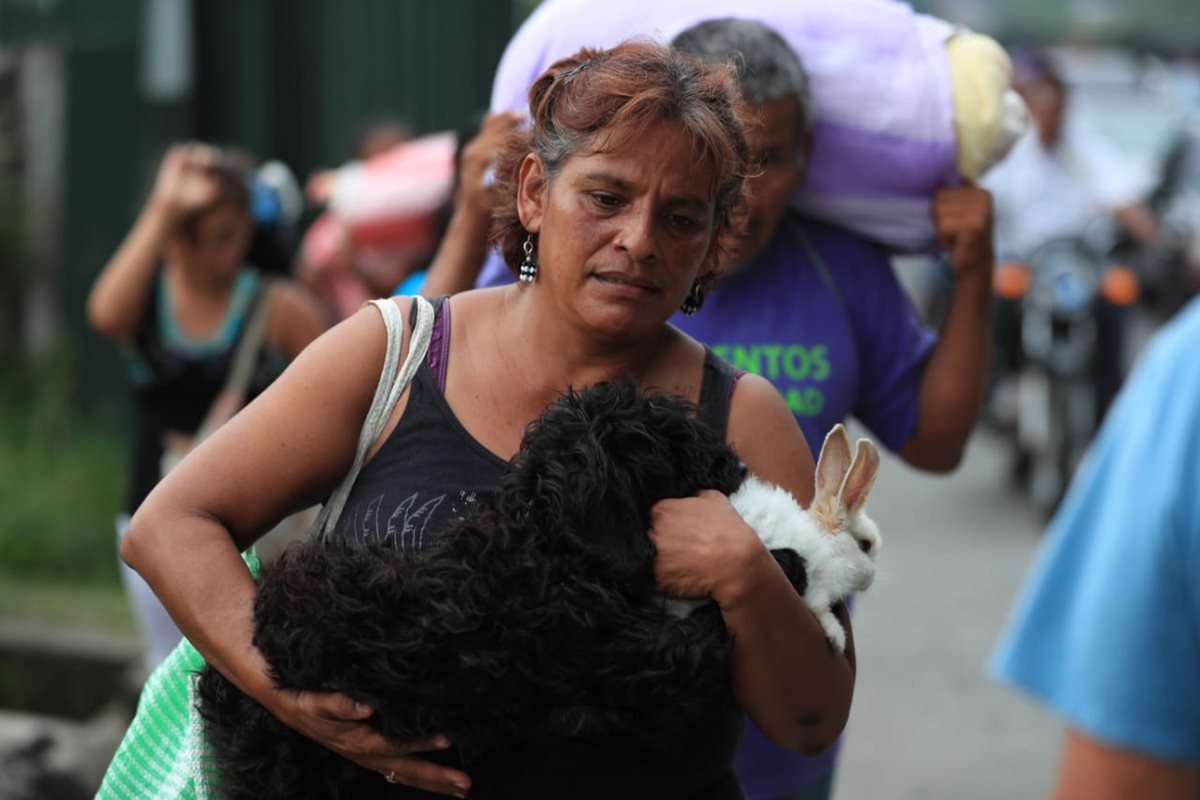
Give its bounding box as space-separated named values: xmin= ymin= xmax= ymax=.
xmin=777 ymin=215 xmax=891 ymax=270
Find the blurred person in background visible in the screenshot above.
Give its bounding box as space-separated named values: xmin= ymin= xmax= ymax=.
xmin=668 ymin=20 xmax=993 ymax=800
xmin=983 ymin=46 xmax=1165 ymax=436
xmin=351 ymin=116 xmax=414 ymax=163
xmin=244 ymin=154 xmax=306 ymax=279
xmin=298 ymin=110 xmax=523 ymax=307
xmin=984 ymin=46 xmax=1162 ymax=260
xmin=411 ymin=110 xmax=524 ymax=297
xmin=86 ymin=143 xmax=326 ymax=671
xmin=428 ymin=18 xmax=995 ymax=798
xmin=301 ymin=116 xmax=415 ymax=207
xmin=296 ymin=116 xmax=453 ymax=321
xmin=990 ymin=294 xmax=1200 ymax=800
xmin=1136 ymin=117 xmax=1200 ymax=319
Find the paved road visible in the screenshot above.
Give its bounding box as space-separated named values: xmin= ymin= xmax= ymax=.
xmin=832 ymin=428 xmax=1063 ymax=800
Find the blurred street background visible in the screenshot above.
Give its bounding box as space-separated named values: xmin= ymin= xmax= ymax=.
xmin=2 ymin=0 xmax=1199 ymax=797
xmin=835 ymin=428 xmax=1060 ymax=800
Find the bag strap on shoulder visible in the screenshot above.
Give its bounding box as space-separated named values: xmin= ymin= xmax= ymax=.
xmin=310 ymin=296 xmax=435 ymax=541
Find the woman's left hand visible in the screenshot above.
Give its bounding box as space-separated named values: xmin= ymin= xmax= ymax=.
xmin=648 ymin=490 xmax=763 ymax=607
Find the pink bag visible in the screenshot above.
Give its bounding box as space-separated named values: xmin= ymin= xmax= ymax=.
xmin=298 ymin=132 xmax=457 ymax=317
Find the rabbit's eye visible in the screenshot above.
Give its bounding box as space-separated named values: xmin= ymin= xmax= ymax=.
xmin=858 ymin=539 xmax=873 ymax=554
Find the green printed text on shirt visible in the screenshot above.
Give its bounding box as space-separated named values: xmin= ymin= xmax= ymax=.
xmin=711 ymin=344 xmax=829 ymax=416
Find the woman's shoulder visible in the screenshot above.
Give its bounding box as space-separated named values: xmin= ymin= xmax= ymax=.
xmin=265 ymin=296 xmax=421 ymax=431
xmin=727 ymin=372 xmax=816 ymax=504
xmin=792 ymin=216 xmax=890 ymax=269
xmin=728 ymin=371 xmax=794 ymax=427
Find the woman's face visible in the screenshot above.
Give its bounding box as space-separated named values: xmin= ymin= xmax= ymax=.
xmin=1017 ymin=77 xmax=1065 ymax=149
xmin=518 ymin=120 xmax=720 ymax=339
xmin=170 ymin=203 xmax=253 ymax=284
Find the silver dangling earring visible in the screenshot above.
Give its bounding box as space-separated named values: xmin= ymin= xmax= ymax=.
xmin=679 ymin=282 xmax=704 ymax=316
xmin=519 ymin=234 xmax=538 ymax=284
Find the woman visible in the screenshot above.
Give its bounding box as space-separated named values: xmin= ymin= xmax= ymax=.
xmin=87 ymin=144 xmax=326 ymax=670
xmin=120 ymin=42 xmax=854 ymax=798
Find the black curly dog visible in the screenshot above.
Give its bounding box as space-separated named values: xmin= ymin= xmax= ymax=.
xmin=197 ymin=382 xmax=808 ymax=799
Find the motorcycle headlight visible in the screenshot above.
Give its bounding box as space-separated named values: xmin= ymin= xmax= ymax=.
xmin=1051 ymin=270 xmax=1093 ymax=313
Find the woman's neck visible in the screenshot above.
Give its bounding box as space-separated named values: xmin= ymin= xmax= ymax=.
xmin=163 ymin=260 xmax=240 ymax=338
xmin=497 ymin=287 xmax=671 ymax=394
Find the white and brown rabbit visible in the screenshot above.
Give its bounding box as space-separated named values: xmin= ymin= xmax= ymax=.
xmin=728 ymin=423 xmax=881 ymax=653
xmin=669 ymin=423 xmax=881 ymax=653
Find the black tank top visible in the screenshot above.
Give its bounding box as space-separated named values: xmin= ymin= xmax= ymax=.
xmin=333 ymin=297 xmax=739 ymax=547
xmin=333 ymin=297 xmax=745 ymax=800
xmin=126 ymin=270 xmax=286 ymax=512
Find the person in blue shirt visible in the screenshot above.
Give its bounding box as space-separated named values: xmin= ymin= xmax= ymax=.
xmin=990 ymin=296 xmax=1200 ymax=799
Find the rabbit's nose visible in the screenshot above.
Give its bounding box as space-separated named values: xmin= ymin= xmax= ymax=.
xmin=858 ymin=539 xmax=873 ymax=554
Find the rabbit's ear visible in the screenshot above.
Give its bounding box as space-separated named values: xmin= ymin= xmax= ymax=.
xmin=840 ymin=439 xmax=880 ymax=515
xmin=815 ymin=424 xmax=852 ymax=503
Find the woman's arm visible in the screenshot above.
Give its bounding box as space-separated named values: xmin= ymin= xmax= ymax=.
xmin=723 ymin=375 xmax=855 ymax=753
xmin=650 ymin=374 xmax=855 ymax=755
xmin=122 ymin=305 xmax=381 ymax=688
xmin=87 ymin=144 xmax=220 ymax=344
xmin=120 ymin=299 xmax=470 ymax=795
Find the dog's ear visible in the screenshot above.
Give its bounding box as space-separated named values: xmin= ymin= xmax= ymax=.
xmin=503 ymin=383 xmax=656 ymax=579
xmin=638 ymin=392 xmax=746 ymax=499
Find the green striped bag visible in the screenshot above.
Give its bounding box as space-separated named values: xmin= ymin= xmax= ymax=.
xmin=97 ymin=551 xmax=261 ymax=799
xmin=97 ymin=297 xmax=434 ymax=799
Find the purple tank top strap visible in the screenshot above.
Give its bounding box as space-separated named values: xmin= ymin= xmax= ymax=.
xmin=420 ymin=296 xmax=452 ymax=392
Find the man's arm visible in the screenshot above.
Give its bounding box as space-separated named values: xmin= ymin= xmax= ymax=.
xmin=1113 ymin=202 xmax=1163 ymax=248
xmin=899 ymin=185 xmax=994 ymax=472
xmin=421 ymin=113 xmax=522 ymax=297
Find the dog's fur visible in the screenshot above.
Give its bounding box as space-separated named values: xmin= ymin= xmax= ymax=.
xmin=196 ymin=382 xmax=877 ymax=799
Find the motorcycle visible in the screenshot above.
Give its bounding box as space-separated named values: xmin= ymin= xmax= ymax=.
xmin=1117 ymin=124 xmax=1200 ymax=322
xmin=991 ymin=233 xmax=1140 ymax=516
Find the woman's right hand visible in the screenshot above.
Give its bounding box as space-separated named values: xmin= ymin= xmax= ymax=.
xmin=276 ymin=689 xmax=473 ymax=797
xmin=149 ymin=142 xmax=223 ymax=222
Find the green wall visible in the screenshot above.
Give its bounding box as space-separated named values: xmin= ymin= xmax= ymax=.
xmin=1 ymin=0 xmax=517 ymax=407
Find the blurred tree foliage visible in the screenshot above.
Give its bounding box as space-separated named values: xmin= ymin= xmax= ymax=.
xmin=0 ymin=72 xmax=23 ymax=367
xmin=0 ymin=78 xmax=124 ymax=588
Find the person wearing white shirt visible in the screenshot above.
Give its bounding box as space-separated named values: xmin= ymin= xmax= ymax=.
xmin=983 ymin=47 xmax=1160 ymax=258
xmin=984 ymin=48 xmax=1163 ymax=438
